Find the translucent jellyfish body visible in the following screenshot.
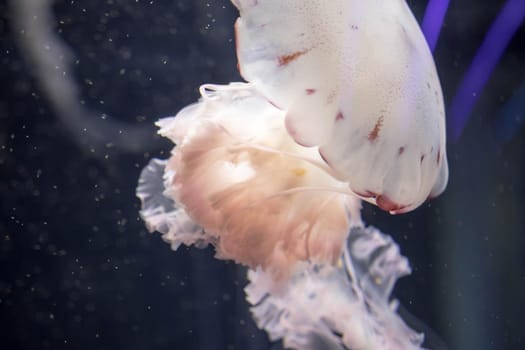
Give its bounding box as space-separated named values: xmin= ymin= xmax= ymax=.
xmin=247 ymin=226 xmax=424 ymax=350
xmin=138 ymin=158 xmax=426 ymax=349
xmin=232 ymin=0 xmax=449 ymax=213
xmin=138 ymin=83 xmax=360 ymax=278
xmin=137 ymin=83 xmax=428 ymax=349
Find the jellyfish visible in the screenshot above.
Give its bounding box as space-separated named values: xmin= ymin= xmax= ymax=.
xmin=137 ymin=0 xmax=448 ymax=348
xmin=232 ymin=0 xmax=448 ymax=213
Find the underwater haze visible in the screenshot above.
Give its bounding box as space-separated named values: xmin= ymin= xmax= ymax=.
xmin=1 ymin=0 xmax=524 ymax=349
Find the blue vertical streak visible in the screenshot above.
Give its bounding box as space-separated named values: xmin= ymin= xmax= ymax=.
xmin=449 ymin=0 xmax=525 ymax=141
xmin=422 ymin=0 xmax=450 ymax=52
xmin=493 ymin=82 xmax=525 ymax=145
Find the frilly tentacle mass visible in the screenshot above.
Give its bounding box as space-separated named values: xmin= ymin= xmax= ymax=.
xmin=137 ymin=84 xmax=428 ymax=350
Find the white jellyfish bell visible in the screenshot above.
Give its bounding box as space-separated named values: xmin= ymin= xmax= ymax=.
xmin=232 ymin=0 xmax=449 ymax=213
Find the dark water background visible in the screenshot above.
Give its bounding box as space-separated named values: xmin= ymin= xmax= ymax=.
xmin=1 ymin=0 xmax=524 ymax=349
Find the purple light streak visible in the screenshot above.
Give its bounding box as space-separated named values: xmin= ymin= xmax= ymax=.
xmin=422 ymin=0 xmax=450 ymax=52
xmin=449 ymin=0 xmax=525 ymax=141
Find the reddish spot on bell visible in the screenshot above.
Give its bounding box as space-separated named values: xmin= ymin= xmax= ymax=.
xmin=398 ymin=146 xmax=405 ymax=156
xmin=368 ymin=116 xmax=384 ymax=142
xmin=305 ymin=88 xmax=316 ymax=95
xmin=376 ymin=195 xmax=408 ymax=213
xmin=277 ymin=50 xmax=308 ymax=66
xmin=335 ymin=111 xmax=344 ymax=121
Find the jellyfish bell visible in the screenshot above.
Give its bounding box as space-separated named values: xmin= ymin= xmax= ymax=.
xmin=138 ymin=83 xmax=361 ymax=279
xmin=232 ymin=0 xmax=449 ymax=213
